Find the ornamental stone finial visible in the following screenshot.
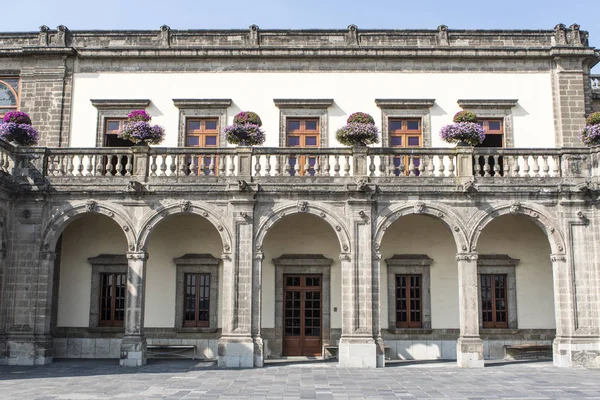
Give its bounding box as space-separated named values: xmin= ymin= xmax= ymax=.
xmin=159 ymin=25 xmax=171 ymax=47
xmin=346 ymin=24 xmax=359 ymax=46
xmin=554 ymin=23 xmax=567 ymax=45
xmin=38 ymin=25 xmax=49 ymax=46
xmin=55 ymin=25 xmax=69 ymax=47
xmin=249 ymin=25 xmax=260 ymax=46
xmin=436 ymin=25 xmax=449 ymax=46
xmin=568 ymin=23 xmax=582 ymax=46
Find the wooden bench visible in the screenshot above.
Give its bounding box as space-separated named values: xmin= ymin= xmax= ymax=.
xmin=504 ymin=344 xmax=552 ymax=360
xmin=147 ymin=344 xmax=197 ymax=360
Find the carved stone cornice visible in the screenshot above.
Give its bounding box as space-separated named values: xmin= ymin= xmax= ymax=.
xmin=172 ymin=99 xmax=232 ymax=109
xmin=457 ymin=99 xmax=519 ymax=109
xmin=91 ymin=99 xmax=151 ymax=109
xmin=273 ymin=99 xmax=334 ymax=109
xmin=375 ymin=99 xmax=436 ymax=109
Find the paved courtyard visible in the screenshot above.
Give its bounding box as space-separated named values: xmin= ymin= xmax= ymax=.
xmin=0 ymin=359 xmax=599 ymax=399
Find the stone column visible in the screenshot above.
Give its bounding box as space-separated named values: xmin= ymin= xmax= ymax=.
xmin=456 ymin=252 xmax=484 ymax=368
xmin=120 ymin=251 xmax=148 ymax=367
xmin=338 ymin=202 xmax=377 ymax=368
xmin=218 ymin=199 xmax=255 ymax=368
xmin=251 ymin=251 xmax=264 ymax=367
xmin=372 ymin=251 xmax=385 ymax=368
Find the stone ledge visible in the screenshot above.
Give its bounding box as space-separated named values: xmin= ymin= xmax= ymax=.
xmin=375 ymin=99 xmax=436 ymax=109
xmin=91 ymin=99 xmax=151 ymax=109
xmin=273 ymin=99 xmax=334 ymax=109
xmin=172 ymin=99 xmax=232 ymax=109
xmin=457 ymin=99 xmax=519 ymax=109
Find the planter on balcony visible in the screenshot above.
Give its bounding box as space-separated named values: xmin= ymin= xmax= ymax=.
xmin=336 ymin=112 xmax=380 ymax=146
xmin=440 ymin=111 xmax=485 ymax=147
xmin=117 ymin=110 xmax=165 ymax=145
xmin=0 ymin=111 xmax=39 ymax=146
xmin=225 ymin=111 xmax=265 ymax=146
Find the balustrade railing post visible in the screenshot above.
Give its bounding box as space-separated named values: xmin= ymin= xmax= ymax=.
xmin=131 ymin=143 xmax=150 ymax=180
xmin=352 ymin=145 xmax=368 ymax=178
xmin=455 ymin=145 xmax=474 ymax=184
xmin=590 ymin=146 xmax=600 ymax=179
xmin=236 ymin=147 xmax=253 ymax=180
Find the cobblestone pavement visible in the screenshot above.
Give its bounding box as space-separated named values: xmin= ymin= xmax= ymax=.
xmin=0 ymin=359 xmax=599 ymax=399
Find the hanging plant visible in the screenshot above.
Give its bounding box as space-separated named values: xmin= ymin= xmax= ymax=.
xmin=0 ymin=111 xmax=39 ymax=146
xmin=440 ymin=122 xmax=485 ymax=146
xmin=117 ymin=109 xmax=165 ymax=145
xmin=233 ymin=111 xmax=262 ymax=127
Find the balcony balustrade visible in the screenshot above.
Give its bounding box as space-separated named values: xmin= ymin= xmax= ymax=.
xmin=0 ymin=141 xmax=596 ymax=192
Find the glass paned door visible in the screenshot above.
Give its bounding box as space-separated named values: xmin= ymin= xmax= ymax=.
xmin=283 ymin=274 xmax=322 ymax=356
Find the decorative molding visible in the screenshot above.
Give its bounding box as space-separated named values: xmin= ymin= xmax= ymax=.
xmin=375 ymin=99 xmax=436 ymax=109
xmin=172 ymin=253 xmax=220 ymax=266
xmin=457 ymin=99 xmax=518 ymax=109
xmin=273 ymin=99 xmax=334 ymax=109
xmin=88 ymin=254 xmax=128 ymax=265
xmin=91 ymin=99 xmax=151 ymax=109
xmin=272 ymin=254 xmax=333 ymax=267
xmin=172 ymin=99 xmax=232 ymax=109
xmin=456 ymin=252 xmax=478 ymax=261
xmin=477 ymin=254 xmax=520 ymax=267
xmin=385 ymin=254 xmax=433 ymax=266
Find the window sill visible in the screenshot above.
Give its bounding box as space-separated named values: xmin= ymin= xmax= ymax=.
xmin=176 ymin=327 xmax=218 ymax=334
xmin=388 ymin=328 xmax=433 ymax=335
xmin=89 ymin=327 xmax=125 ymax=333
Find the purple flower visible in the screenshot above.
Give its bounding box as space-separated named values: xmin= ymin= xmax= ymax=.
xmin=127 ymin=110 xmax=151 ymax=122
xmin=3 ymin=111 xmax=32 ymax=125
xmin=336 ymin=122 xmax=380 ymax=146
xmin=0 ymin=122 xmax=39 ymax=146
xmin=233 ymin=111 xmax=262 ymax=127
xmin=118 ymin=121 xmax=165 ymax=144
xmin=580 ymin=124 xmax=600 ymax=146
xmin=347 ymin=112 xmax=375 ymax=125
xmin=439 ymin=122 xmax=485 ymax=146
xmin=225 ymin=123 xmax=265 ymax=146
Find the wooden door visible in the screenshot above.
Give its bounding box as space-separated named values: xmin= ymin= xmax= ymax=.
xmin=283 ymin=274 xmax=322 ymax=356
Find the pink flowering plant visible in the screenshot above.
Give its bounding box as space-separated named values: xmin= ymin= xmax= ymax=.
xmin=0 ymin=111 xmax=39 ymax=146
xmin=336 ymin=112 xmax=380 ymax=146
xmin=225 ymin=123 xmax=265 ymax=146
xmin=233 ymin=111 xmax=262 ymax=127
xmin=440 ymin=122 xmax=485 ymax=146
xmin=347 ymin=112 xmax=375 ymax=125
xmin=118 ymin=110 xmax=165 ymax=145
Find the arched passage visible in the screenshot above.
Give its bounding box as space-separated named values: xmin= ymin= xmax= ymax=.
xmin=261 ymin=213 xmax=341 ymax=359
xmin=379 ymin=214 xmax=461 ymax=361
xmin=53 ymin=213 xmax=130 ymax=358
xmin=143 ymin=213 xmax=224 ymax=360
xmin=475 ymin=214 xmax=555 ymax=360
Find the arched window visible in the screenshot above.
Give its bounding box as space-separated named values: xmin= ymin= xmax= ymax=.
xmin=0 ymin=78 xmax=20 ymax=117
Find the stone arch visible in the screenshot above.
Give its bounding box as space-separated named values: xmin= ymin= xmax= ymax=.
xmin=468 ymin=202 xmax=566 ymax=254
xmin=374 ymin=201 xmax=469 ymax=253
xmin=136 ymin=201 xmax=232 ymax=255
xmin=255 ymin=202 xmax=351 ymax=253
xmin=41 ymin=200 xmax=136 ymax=253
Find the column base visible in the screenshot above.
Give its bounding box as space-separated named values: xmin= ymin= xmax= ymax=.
xmin=375 ymin=336 xmax=385 ymax=368
xmin=456 ymin=337 xmax=484 ymax=368
xmin=0 ymin=334 xmax=53 ymax=366
xmin=553 ymin=337 xmax=600 ymax=368
xmin=119 ymin=335 xmax=146 ymax=367
xmin=218 ymin=336 xmax=254 ymax=368
xmin=253 ymin=336 xmax=264 ymax=367
xmin=338 ymin=337 xmax=377 ymax=368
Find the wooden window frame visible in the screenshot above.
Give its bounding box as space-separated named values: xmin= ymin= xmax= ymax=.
xmin=477 ymin=255 xmax=520 ymax=330
xmin=395 ymin=274 xmax=423 ymax=329
xmin=477 ymin=118 xmax=505 ymax=147
xmin=286 ymin=118 xmax=320 ymax=176
xmin=91 ymin=99 xmax=151 ymax=147
xmin=185 ymin=118 xmax=220 ymax=147
xmin=174 ymin=254 xmax=220 ymax=333
xmin=98 ymin=272 xmax=126 ymax=328
xmin=0 ymin=77 xmax=20 ymax=118
xmin=173 ymin=99 xmax=231 ymax=147
xmin=457 ymin=99 xmax=518 ymax=148
xmin=385 ymin=255 xmax=432 ymax=332
xmin=88 ymin=255 xmax=128 ymax=330
xmin=480 ymin=273 xmax=509 ymax=329
xmin=273 ymin=99 xmax=333 ymax=148
xmin=183 ymin=272 xmax=211 ymax=328
xmin=375 ymin=98 xmax=435 ymax=148
xmin=388 ymin=118 xmax=423 ymax=176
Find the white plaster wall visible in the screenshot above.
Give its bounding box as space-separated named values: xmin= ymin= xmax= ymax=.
xmin=379 ymin=215 xmax=459 ymax=329
xmin=57 ymin=215 xmax=128 ymax=327
xmin=144 ymin=214 xmax=223 ymax=328
xmin=70 ymin=72 xmax=554 ymax=148
xmin=477 ymin=215 xmax=555 ymax=329
xmin=261 ymin=213 xmax=341 ymax=329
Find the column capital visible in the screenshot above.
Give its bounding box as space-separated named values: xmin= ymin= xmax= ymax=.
xmin=126 ymin=251 xmax=148 ymax=261
xmin=550 ymin=253 xmax=567 ymax=262
xmin=254 ymin=251 xmax=264 ymax=260
xmin=339 ymin=253 xmax=351 ymax=261
xmin=456 ymin=252 xmax=478 ymax=262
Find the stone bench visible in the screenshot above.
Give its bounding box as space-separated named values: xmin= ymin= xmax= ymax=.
xmin=322 ymin=345 xmax=391 ymax=360
xmin=504 ymin=344 xmax=552 ymax=360
xmin=147 ymin=344 xmax=197 ymax=360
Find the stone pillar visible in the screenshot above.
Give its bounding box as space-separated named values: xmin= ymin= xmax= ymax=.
xmin=251 ymin=251 xmax=264 ymax=367
xmin=456 ymin=252 xmax=484 ymax=368
xmin=372 ymin=251 xmax=385 ymax=368
xmin=218 ymin=199 xmax=255 ymax=368
xmin=551 ymin=56 xmax=589 ymax=147
xmin=338 ymin=202 xmax=377 ymax=368
xmin=120 ymin=251 xmax=148 ymax=367
xmin=455 ymin=145 xmax=474 ymax=185
xmin=131 ymin=143 xmax=150 ymax=180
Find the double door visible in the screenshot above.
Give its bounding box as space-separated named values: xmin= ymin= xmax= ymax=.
xmin=283 ymin=274 xmax=322 ymax=356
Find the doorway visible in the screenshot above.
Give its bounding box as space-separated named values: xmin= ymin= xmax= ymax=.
xmin=283 ymin=274 xmax=322 ymax=356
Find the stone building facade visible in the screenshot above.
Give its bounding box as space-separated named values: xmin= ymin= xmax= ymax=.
xmin=0 ymin=24 xmax=599 ymax=369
